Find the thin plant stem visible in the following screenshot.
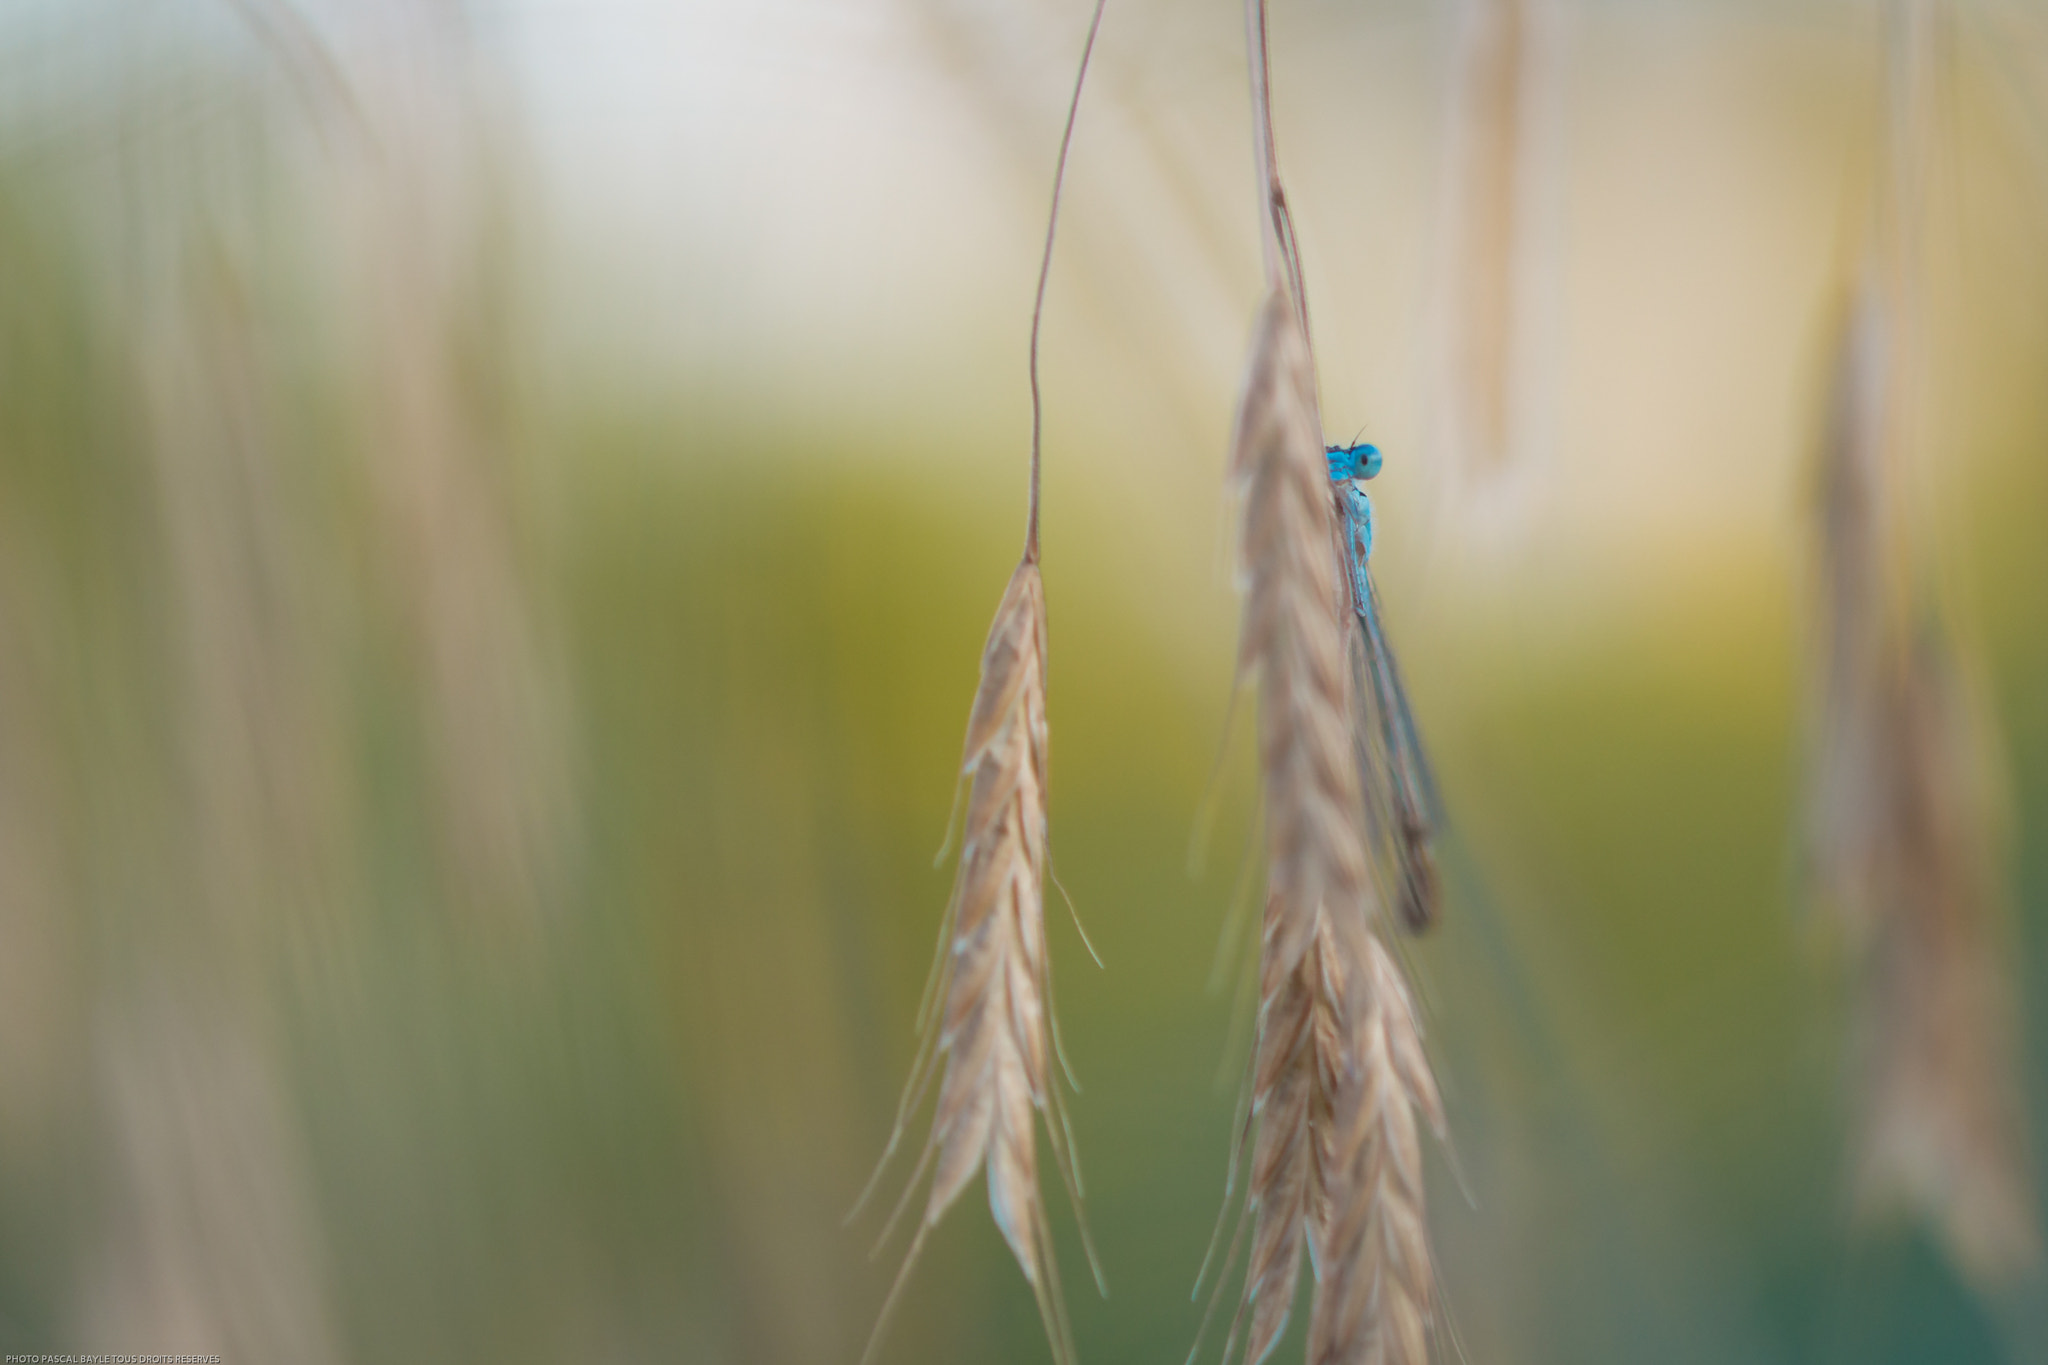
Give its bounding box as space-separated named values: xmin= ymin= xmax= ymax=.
xmin=1026 ymin=0 xmax=1110 ymax=564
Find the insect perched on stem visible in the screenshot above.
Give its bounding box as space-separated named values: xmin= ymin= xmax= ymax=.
xmin=1325 ymin=440 xmax=1442 ymax=934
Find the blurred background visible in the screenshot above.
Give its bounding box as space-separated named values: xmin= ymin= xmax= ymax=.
xmin=0 ymin=0 xmax=2044 ymax=1362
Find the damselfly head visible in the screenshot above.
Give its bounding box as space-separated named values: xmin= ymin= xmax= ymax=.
xmin=1324 ymin=441 xmax=1383 ymax=483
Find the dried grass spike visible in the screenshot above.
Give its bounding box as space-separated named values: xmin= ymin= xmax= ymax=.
xmin=858 ymin=5 xmax=1107 ymax=1358
xmin=1216 ymin=285 xmax=1390 ymax=1365
xmin=1234 ymin=910 xmax=1342 ymax=1365
xmin=1229 ymin=291 xmax=1370 ymax=963
xmin=1214 ymin=8 xmax=1452 ymax=1354
xmin=1308 ymin=930 xmax=1445 ymax=1365
xmin=860 ymin=560 xmax=1086 ymax=1365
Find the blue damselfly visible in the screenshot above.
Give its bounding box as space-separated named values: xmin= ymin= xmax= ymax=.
xmin=1325 ymin=441 xmax=1441 ymax=934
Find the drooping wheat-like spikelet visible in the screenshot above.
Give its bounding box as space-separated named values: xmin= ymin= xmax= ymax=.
xmin=1308 ymin=935 xmax=1445 ymax=1365
xmin=1232 ymin=292 xmax=1367 ymax=988
xmin=1206 ymin=6 xmax=1447 ymax=1361
xmin=856 ymin=6 xmax=1107 ymax=1362
xmin=1238 ymin=901 xmax=1341 ymax=1365
xmin=857 ymin=558 xmax=1086 ymax=1365
xmin=1222 ymin=284 xmax=1443 ymax=1365
xmin=1225 ymin=149 xmax=1445 ymax=1365
xmin=1224 ymin=279 xmax=1361 ymax=1365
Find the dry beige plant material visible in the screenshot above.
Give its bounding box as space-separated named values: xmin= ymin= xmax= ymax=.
xmin=1217 ymin=284 xmax=1445 ymax=1365
xmin=1200 ymin=7 xmax=1447 ymax=1361
xmin=857 ymin=560 xmax=1086 ymax=1365
xmin=1806 ymin=1 xmax=2039 ymax=1291
xmin=1809 ymin=283 xmax=2041 ymax=1290
xmin=1309 ymin=935 xmax=1445 ymax=1365
xmin=855 ymin=6 xmax=1107 ymax=1364
xmin=1228 ymin=291 xmax=1365 ymax=1365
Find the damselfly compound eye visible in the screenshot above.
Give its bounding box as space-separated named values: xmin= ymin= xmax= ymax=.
xmin=1322 ymin=440 xmax=1384 ymax=482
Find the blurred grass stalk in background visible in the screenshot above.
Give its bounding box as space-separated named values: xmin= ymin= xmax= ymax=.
xmin=1805 ymin=0 xmax=2041 ymax=1322
xmin=1434 ymin=0 xmax=1548 ymax=486
xmin=0 ymin=1 xmax=571 ymax=1358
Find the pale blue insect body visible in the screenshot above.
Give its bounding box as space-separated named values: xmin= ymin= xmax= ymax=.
xmin=1322 ymin=438 xmax=1441 ymax=934
xmin=1324 ymin=440 xmax=1383 ymax=483
xmin=1325 ymin=441 xmax=1381 ymax=612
